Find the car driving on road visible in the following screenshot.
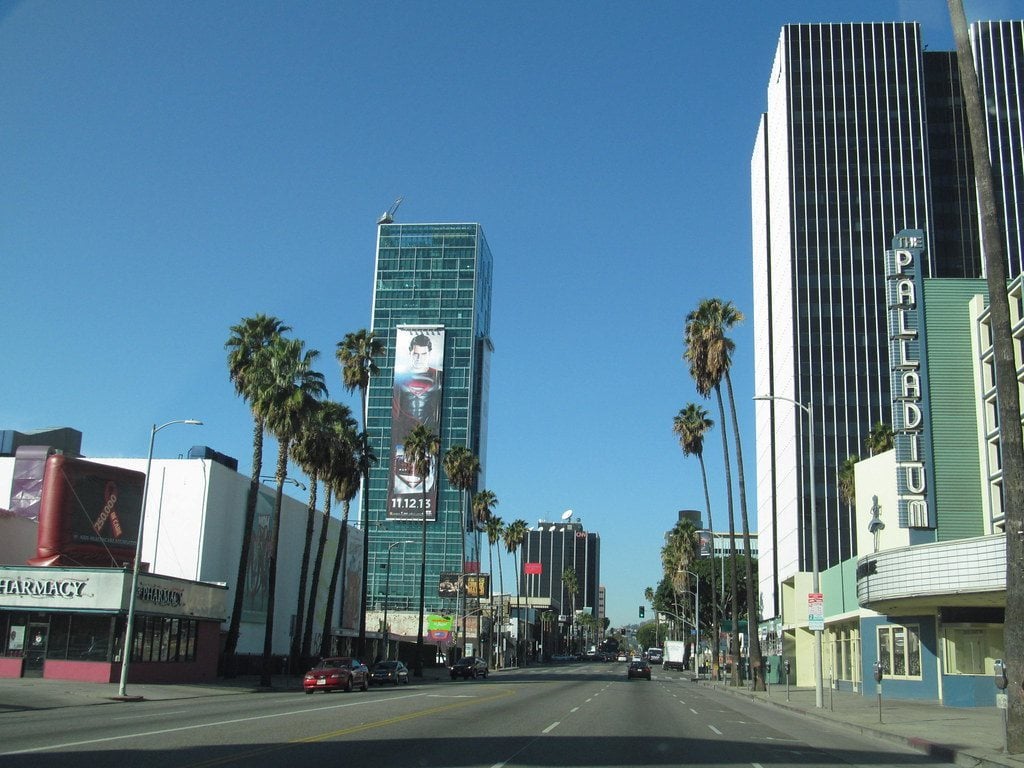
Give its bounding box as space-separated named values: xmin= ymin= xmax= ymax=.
xmin=450 ymin=656 xmax=489 ymax=680
xmin=303 ymin=657 xmax=369 ymax=693
xmin=370 ymin=660 xmax=410 ymax=686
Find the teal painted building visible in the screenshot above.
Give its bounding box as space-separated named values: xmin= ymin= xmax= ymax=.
xmin=363 ymin=222 xmax=494 ymax=646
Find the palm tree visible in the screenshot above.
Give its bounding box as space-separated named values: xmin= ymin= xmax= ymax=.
xmin=224 ymin=314 xmax=291 ymax=672
xmin=403 ymin=422 xmax=440 ymax=676
xmin=838 ymin=455 xmax=860 ymax=507
xmin=252 ymin=336 xmax=326 ymax=687
xmin=562 ymin=567 xmax=579 ymax=654
xmin=949 ymin=3 xmax=1024 ymax=747
xmin=484 ymin=513 xmax=505 ymax=666
xmin=300 ymin=402 xmax=356 ymax=662
xmin=673 ymin=403 xmax=719 ymax=678
xmin=470 ymin=488 xmax=497 ymax=662
xmin=442 ymin=446 xmax=480 ymax=654
xmin=686 ymin=297 xmax=763 ymax=690
xmin=336 ymin=329 xmax=385 ymax=656
xmin=864 ymin=422 xmax=894 ymax=456
xmin=285 ymin=400 xmax=327 ymax=673
xmin=503 ymin=518 xmax=528 ymax=665
xmin=319 ymin=427 xmax=365 ymax=659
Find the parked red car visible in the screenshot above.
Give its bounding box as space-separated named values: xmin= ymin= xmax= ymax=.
xmin=303 ymin=657 xmax=369 ymax=693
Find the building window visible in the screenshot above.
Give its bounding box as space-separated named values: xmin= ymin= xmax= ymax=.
xmin=877 ymin=624 xmax=922 ymax=679
xmin=943 ymin=625 xmax=1003 ymax=675
xmin=130 ymin=616 xmax=198 ymax=663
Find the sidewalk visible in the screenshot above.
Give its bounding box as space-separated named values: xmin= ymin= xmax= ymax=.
xmin=696 ymin=677 xmax=1023 ymax=768
xmin=0 ymin=668 xmax=452 ymax=713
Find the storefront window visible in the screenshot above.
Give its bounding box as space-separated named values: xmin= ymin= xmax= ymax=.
xmin=877 ymin=624 xmax=922 ymax=679
xmin=1 ymin=613 xmax=29 ymax=657
xmin=129 ymin=616 xmax=198 ymax=663
xmin=943 ymin=625 xmax=1003 ymax=675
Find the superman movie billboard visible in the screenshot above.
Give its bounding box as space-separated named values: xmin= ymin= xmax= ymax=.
xmin=387 ymin=325 xmax=445 ymax=521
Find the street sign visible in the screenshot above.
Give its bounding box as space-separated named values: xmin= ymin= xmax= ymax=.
xmin=808 ymin=593 xmax=824 ymax=631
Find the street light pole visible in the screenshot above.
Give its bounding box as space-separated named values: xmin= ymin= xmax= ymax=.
xmin=754 ymin=394 xmax=823 ymax=708
xmin=382 ymin=540 xmax=414 ymax=660
xmin=118 ymin=419 xmax=202 ymax=699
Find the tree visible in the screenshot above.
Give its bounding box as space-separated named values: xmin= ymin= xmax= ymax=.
xmin=403 ymin=422 xmax=440 ymax=676
xmin=300 ymin=401 xmax=356 ymax=662
xmin=223 ymin=314 xmax=291 ymax=673
xmin=335 ymin=329 xmax=385 ymax=657
xmin=442 ymin=446 xmax=480 ymax=654
xmin=252 ymin=336 xmax=326 ymax=687
xmin=473 ymin=490 xmax=499 ymax=664
xmin=503 ymin=518 xmax=529 ymax=665
xmin=838 ymin=455 xmax=860 ymax=507
xmin=864 ymin=422 xmax=894 ymax=456
xmin=484 ymin=513 xmax=505 ymax=666
xmin=562 ymin=567 xmax=579 ymax=653
xmin=319 ymin=426 xmax=366 ymax=659
xmin=673 ymin=403 xmax=719 ymax=678
xmin=662 ymin=520 xmax=699 ymax=646
xmin=686 ymin=297 xmax=763 ymax=690
xmin=949 ymin=0 xmax=1024 ymax=750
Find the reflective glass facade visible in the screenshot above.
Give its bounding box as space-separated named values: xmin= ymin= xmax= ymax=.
xmin=365 ymin=223 xmax=493 ymax=620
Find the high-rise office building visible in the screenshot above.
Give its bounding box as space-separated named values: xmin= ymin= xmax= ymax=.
xmin=363 ymin=221 xmax=494 ymax=633
xmin=519 ymin=521 xmax=600 ymax=619
xmin=752 ymin=21 xmax=1024 ymax=618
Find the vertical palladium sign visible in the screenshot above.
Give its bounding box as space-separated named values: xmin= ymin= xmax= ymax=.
xmin=885 ymin=230 xmax=933 ymax=528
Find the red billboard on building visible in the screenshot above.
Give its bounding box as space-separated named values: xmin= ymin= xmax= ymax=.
xmin=29 ymin=455 xmax=145 ymax=567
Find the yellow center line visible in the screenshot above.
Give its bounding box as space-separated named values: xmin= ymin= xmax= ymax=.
xmin=295 ymin=688 xmax=516 ymax=742
xmin=181 ymin=688 xmax=516 ymax=768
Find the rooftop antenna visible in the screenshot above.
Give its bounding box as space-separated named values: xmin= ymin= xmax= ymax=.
xmin=377 ymin=196 xmax=404 ymax=225
xmin=560 ymin=509 xmax=573 ymax=521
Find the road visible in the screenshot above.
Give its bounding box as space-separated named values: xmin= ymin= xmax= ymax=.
xmin=0 ymin=664 xmax=953 ymax=767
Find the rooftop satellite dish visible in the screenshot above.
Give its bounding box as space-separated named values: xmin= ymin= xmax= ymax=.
xmin=561 ymin=509 xmax=573 ymax=520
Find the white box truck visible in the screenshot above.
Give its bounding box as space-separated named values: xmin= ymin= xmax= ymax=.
xmin=662 ymin=640 xmax=688 ymax=671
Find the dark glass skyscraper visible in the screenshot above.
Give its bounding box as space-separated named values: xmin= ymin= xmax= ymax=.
xmin=752 ymin=20 xmax=1024 ymax=619
xmin=363 ymin=221 xmax=493 ymax=636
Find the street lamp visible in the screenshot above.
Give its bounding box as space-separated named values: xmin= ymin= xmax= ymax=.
xmin=118 ymin=418 xmax=202 ymax=699
xmin=259 ymin=475 xmax=307 ymax=491
xmin=754 ymin=393 xmax=823 ymax=708
xmin=382 ymin=540 xmax=414 ymax=660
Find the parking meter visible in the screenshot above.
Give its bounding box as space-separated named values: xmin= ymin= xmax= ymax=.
xmin=994 ymin=659 xmax=1008 ymax=690
xmin=873 ymin=661 xmax=883 ymax=683
xmin=784 ymin=658 xmax=791 ymax=676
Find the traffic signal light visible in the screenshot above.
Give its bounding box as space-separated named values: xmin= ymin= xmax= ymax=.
xmin=639 ymin=605 xmax=645 ymax=618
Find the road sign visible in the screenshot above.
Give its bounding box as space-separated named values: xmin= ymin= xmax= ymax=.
xmin=808 ymin=593 xmax=824 ymax=631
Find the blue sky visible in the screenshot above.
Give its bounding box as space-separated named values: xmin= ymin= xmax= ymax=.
xmin=1 ymin=1 xmax=1011 ymax=626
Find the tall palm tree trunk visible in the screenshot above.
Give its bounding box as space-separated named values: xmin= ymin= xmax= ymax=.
xmin=725 ymin=370 xmax=764 ymax=690
xmin=224 ymin=418 xmax=264 ymax=674
xmin=415 ymin=489 xmax=428 ymax=677
xmin=949 ymin=0 xmax=1024 ymax=750
xmin=289 ymin=477 xmax=318 ymax=673
xmin=302 ymin=491 xmax=331 ymax=661
xmin=260 ymin=443 xmax=289 ymax=687
xmin=320 ymin=498 xmax=349 ymax=658
xmin=697 ymin=453 xmax=718 ymax=680
xmin=714 ymin=383 xmax=741 ymax=687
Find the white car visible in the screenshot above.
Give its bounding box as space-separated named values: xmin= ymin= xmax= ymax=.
xmin=616 ymin=653 xmax=628 ymax=662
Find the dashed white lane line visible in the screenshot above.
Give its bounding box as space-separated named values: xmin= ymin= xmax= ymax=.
xmin=543 ymin=722 xmax=560 ymax=734
xmin=709 ymin=725 xmax=723 ymax=735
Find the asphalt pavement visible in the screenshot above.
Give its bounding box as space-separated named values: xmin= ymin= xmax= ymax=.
xmin=0 ymin=668 xmax=1022 ymax=768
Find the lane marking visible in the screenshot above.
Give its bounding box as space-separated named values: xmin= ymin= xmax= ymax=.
xmin=1 ymin=690 xmax=506 ymax=757
xmin=709 ymin=725 xmax=723 ymax=735
xmin=690 ymin=708 xmax=699 ymax=715
xmin=542 ymin=722 xmax=559 ymax=734
xmin=570 ymin=707 xmax=579 ymax=713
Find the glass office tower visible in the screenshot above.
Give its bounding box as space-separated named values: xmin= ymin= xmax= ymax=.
xmin=364 ymin=222 xmax=493 ymax=630
xmin=752 ymin=20 xmax=1024 ymax=619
